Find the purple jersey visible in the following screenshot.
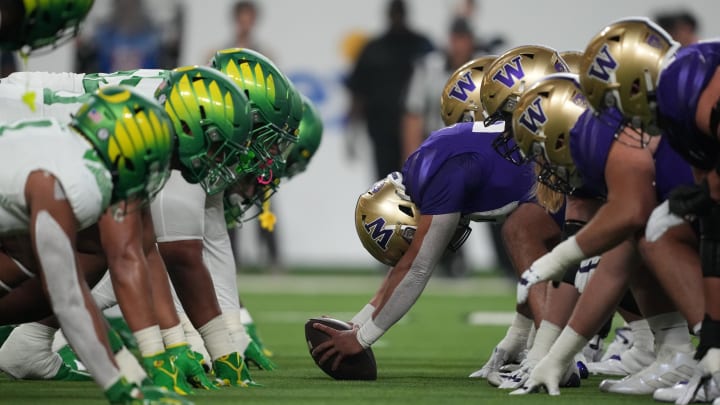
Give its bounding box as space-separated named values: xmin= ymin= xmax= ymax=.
xmin=402 ymin=122 xmax=540 ymax=221
xmin=657 ymin=41 xmax=720 ymax=169
xmin=570 ymin=107 xmax=693 ymax=201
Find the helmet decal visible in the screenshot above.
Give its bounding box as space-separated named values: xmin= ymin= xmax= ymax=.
xmin=587 ymin=44 xmax=618 ymax=82
xmin=362 ymin=217 xmax=394 ymax=251
xmin=517 ymin=96 xmax=548 ymax=134
xmin=447 ymin=71 xmax=477 ymax=102
xmin=492 ymin=56 xmax=525 ymax=88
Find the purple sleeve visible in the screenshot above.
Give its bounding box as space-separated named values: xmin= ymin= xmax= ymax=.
xmin=568 ymin=107 xmax=625 ymax=197
xmin=657 ymin=42 xmax=720 ymax=169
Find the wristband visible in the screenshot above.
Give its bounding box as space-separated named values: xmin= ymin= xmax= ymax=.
xmin=356 ymin=319 xmax=385 ymax=349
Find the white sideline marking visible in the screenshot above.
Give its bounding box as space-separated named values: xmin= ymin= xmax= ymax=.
xmin=467 ymin=311 xmax=515 ymax=326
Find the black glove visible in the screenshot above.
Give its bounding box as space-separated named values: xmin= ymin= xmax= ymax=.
xmin=667 ymin=181 xmax=715 ymax=218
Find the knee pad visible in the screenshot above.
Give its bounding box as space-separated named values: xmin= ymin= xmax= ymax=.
xmin=700 ymin=212 xmax=720 ymax=278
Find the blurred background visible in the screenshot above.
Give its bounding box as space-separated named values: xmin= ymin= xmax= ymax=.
xmin=23 ymin=0 xmax=720 ymax=273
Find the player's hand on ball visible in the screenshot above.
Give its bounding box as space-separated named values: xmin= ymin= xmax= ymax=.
xmin=311 ymin=322 xmax=364 ymax=371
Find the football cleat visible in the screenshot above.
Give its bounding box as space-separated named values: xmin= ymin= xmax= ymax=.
xmin=653 ymin=374 xmax=720 ymax=403
xmin=469 ymin=346 xmax=523 ymax=379
xmin=587 ymin=346 xmax=655 ymax=376
xmin=142 ymin=352 xmax=194 ymax=395
xmin=600 ymin=326 xmax=634 ymax=362
xmin=244 ymin=340 xmax=277 ymax=371
xmin=107 ymin=316 xmax=139 ymax=350
xmin=599 ymin=351 xmax=698 ymax=395
xmin=245 ymin=323 xmax=273 ymax=358
xmin=105 ymin=378 xmax=194 ymax=405
xmin=213 ymin=352 xmax=262 ymax=387
xmin=166 ymin=344 xmax=218 ymax=390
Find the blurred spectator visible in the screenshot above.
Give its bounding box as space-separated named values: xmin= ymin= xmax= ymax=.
xmin=654 ymin=10 xmax=699 ymax=46
xmin=75 ymin=0 xmax=183 ymax=73
xmin=402 ymin=18 xmax=479 ymax=159
xmin=345 ymin=0 xmax=434 ymax=180
xmin=454 ymin=0 xmax=505 ymax=54
xmin=229 ymin=1 xmax=272 ymax=56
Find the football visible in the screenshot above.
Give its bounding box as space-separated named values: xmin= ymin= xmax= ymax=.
xmin=304 ymin=317 xmax=377 ymax=380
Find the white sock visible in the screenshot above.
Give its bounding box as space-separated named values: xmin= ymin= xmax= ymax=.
xmin=700 ymin=348 xmax=720 ymax=375
xmin=198 ymin=315 xmax=236 ymax=361
xmin=133 ymin=325 xmax=165 ymax=358
xmin=225 ymin=309 xmax=251 ymax=353
xmin=178 ymin=312 xmax=210 ymax=362
xmin=526 ymin=324 xmax=537 ymax=349
xmin=628 ymin=319 xmax=654 ymax=352
xmin=115 ymin=346 xmax=147 ymax=385
xmin=239 ymin=307 xmax=253 ymax=325
xmin=0 ymin=323 xmax=62 ymax=379
xmin=647 ymin=312 xmax=693 ymax=356
xmin=497 ymin=312 xmax=532 ymax=353
xmin=525 ymin=321 xmax=562 ymax=366
xmin=161 ymin=323 xmax=187 ymax=349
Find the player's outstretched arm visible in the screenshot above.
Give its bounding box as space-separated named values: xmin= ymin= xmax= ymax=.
xmin=27 ymin=171 xmax=121 ymax=390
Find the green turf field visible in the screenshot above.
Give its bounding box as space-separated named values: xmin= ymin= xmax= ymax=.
xmin=0 ymin=273 xmax=661 ymax=404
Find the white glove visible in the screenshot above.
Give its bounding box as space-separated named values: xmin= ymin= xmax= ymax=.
xmin=517 ymin=236 xmax=586 ymax=304
xmin=574 ymin=256 xmax=600 ymax=294
xmin=509 ymin=356 xmax=564 ymax=396
xmin=645 ymin=200 xmax=686 ymax=243
xmin=469 ymin=346 xmax=512 ymax=379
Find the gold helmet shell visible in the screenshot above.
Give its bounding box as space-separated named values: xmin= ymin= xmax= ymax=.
xmin=512 ymin=73 xmax=589 ymax=193
xmin=580 ymin=17 xmax=679 ymax=135
xmin=440 ymin=55 xmax=496 ymax=126
xmin=559 ymin=51 xmax=583 ymax=74
xmin=355 ymin=173 xmax=419 ymax=267
xmin=480 ymin=45 xmax=569 ymax=125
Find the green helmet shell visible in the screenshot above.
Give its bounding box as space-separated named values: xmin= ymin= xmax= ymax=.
xmin=71 ymin=85 xmax=175 ymax=205
xmin=154 ymin=65 xmax=253 ymax=195
xmin=285 ymin=95 xmax=323 ymax=178
xmin=210 ymin=48 xmax=300 ymax=177
xmin=0 ymin=0 xmax=95 ymax=52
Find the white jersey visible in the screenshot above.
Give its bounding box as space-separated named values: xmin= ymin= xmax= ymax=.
xmin=0 ymin=69 xmax=168 ymax=124
xmin=0 ymin=118 xmax=113 ymax=234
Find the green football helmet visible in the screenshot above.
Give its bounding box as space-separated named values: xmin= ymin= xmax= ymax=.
xmin=284 ymin=95 xmax=323 ymax=179
xmin=0 ymin=0 xmax=95 ymax=52
xmin=154 ymin=65 xmax=253 ymax=195
xmin=70 ymin=85 xmax=175 ymax=207
xmin=210 ymin=48 xmax=301 ymax=180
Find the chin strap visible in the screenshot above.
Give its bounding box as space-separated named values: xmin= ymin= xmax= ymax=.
xmin=19 ymin=52 xmax=37 ymax=112
xmin=258 ymin=188 xmax=276 ymax=232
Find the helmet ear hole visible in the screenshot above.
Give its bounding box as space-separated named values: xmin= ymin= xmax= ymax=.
xmin=398 ymin=205 xmax=414 ymax=218
xmin=199 ymin=105 xmax=207 ymax=120
xmin=180 ymin=120 xmax=192 ymax=136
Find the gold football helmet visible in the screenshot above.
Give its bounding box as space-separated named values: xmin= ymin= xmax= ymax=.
xmin=560 ymin=51 xmax=583 ymax=74
xmin=481 ymin=45 xmax=569 ymax=125
xmin=480 ymin=45 xmax=569 ymax=164
xmin=440 ymin=55 xmax=496 ymax=126
xmin=355 ymin=173 xmax=419 ymax=266
xmin=580 ymin=17 xmax=678 ymax=135
xmin=355 ymin=172 xmax=470 ymax=266
xmin=512 ymin=73 xmax=589 ymax=194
